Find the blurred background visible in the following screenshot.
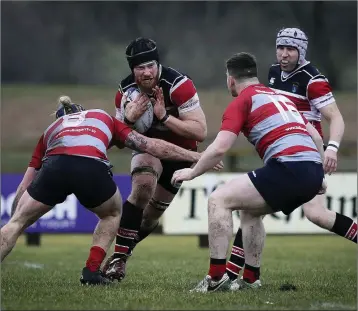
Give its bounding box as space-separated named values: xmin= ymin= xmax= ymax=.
xmin=2 ymin=1 xmax=357 ymax=173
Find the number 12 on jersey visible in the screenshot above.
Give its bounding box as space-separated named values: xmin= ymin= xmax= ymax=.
xmin=268 ymin=95 xmax=305 ymax=124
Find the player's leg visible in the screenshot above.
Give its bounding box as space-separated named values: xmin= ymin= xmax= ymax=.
xmin=1 ymin=191 xmax=51 ymax=261
xmin=207 ymin=174 xmax=270 ymax=273
xmin=226 ymin=214 xmax=267 ymax=281
xmin=80 ymin=189 xmax=122 ymax=285
xmin=303 ymin=194 xmax=357 ymax=243
xmin=133 ymin=159 xmax=191 ymax=247
xmin=71 ymin=156 xmax=123 ymax=285
xmin=113 ymin=153 xmax=162 ymax=256
xmin=193 ymin=159 xmax=324 ymax=292
xmin=135 ymin=185 xmax=174 ymax=245
xmin=1 ymin=155 xmax=68 ymax=262
xmin=191 ymin=174 xmax=272 ymax=293
xmin=226 ymin=227 xmax=245 ymax=280
xmin=103 ymin=153 xmax=162 ymax=281
xmin=228 ymin=210 xmax=265 ymax=290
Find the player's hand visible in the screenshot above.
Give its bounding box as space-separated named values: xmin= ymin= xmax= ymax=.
xmin=212 ymin=161 xmax=224 ymax=171
xmin=124 ymin=93 xmax=149 ymax=123
xmin=323 ymin=149 xmax=337 ymax=175
xmin=152 ymin=86 xmax=167 ymax=120
xmin=171 ymin=168 xmax=195 ymax=185
xmin=318 ymin=178 xmax=327 ymax=195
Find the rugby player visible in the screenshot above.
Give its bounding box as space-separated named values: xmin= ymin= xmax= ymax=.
xmin=226 ymin=28 xmax=357 ymax=284
xmin=102 ymin=37 xmax=215 ymax=281
xmin=1 ymin=96 xmax=204 ymax=285
xmin=171 ymin=52 xmax=327 ymax=292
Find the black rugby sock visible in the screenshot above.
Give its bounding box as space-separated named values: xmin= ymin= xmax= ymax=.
xmin=114 ymin=200 xmax=143 ymax=257
xmin=135 ymin=221 xmax=159 ymax=245
xmin=226 ymin=228 xmax=245 ymax=280
xmin=331 ymin=213 xmax=357 ymax=243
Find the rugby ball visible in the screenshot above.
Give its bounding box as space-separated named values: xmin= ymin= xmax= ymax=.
xmin=121 ymin=87 xmax=153 ymax=134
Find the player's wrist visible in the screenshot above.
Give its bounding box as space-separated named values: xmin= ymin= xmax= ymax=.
xmin=192 ymin=151 xmax=201 ymax=162
xmin=124 ymin=115 xmax=135 ymax=125
xmin=159 ymin=113 xmax=170 ymax=124
xmin=327 ymin=140 xmax=339 ymax=152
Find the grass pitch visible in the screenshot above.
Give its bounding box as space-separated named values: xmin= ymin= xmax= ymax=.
xmin=1 ymin=234 xmax=356 ymax=310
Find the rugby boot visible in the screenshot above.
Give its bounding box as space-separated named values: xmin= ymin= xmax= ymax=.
xmin=190 ymin=273 xmax=230 ymax=293
xmin=229 ymin=277 xmax=262 ymax=291
xmin=103 ymin=254 xmax=129 ymax=282
xmin=80 ymin=267 xmax=112 ymax=286
xmin=101 ymin=254 xmax=115 ymax=275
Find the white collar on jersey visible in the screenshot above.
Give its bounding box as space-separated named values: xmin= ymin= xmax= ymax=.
xmin=280 ymin=61 xmax=310 ymax=82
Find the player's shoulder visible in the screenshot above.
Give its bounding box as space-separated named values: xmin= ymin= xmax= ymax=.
xmin=118 ymin=74 xmax=136 ymax=93
xmin=268 ymin=63 xmax=281 ymax=75
xmin=86 ymin=108 xmax=113 ymax=119
xmin=301 ymin=63 xmax=326 ymax=80
xmin=159 ymin=65 xmax=193 ymax=88
xmin=301 ymin=63 xmax=332 ymax=91
xmin=45 ymin=118 xmax=61 ymax=132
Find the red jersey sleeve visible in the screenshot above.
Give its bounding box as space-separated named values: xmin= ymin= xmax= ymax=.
xmin=29 ymin=134 xmax=46 ymax=169
xmin=170 ymin=77 xmax=200 ymax=114
xmin=220 ymin=96 xmax=250 ymax=135
xmin=307 ymin=77 xmax=335 ymax=109
xmin=115 ymin=90 xmax=123 ymax=109
xmin=112 ymin=117 xmax=133 ymax=143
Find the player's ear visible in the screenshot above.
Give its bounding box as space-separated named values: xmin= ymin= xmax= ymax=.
xmin=228 ymin=75 xmax=235 ymax=87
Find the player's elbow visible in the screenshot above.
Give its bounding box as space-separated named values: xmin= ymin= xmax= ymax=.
xmin=194 ymin=125 xmax=207 ymax=142
xmin=196 ymin=130 xmax=207 ymax=142
xmin=213 ymin=144 xmax=227 ymax=157
xmin=325 ymin=109 xmax=344 ymax=126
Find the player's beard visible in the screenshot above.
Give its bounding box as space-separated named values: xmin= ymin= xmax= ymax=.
xmin=137 ymin=76 xmax=157 ymax=94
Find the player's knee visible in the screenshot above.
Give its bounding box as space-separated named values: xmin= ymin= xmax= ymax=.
xmin=129 ymin=166 xmax=158 ymax=205
xmin=208 ymin=190 xmax=224 ymax=210
xmin=130 ymin=179 xmax=156 ymax=209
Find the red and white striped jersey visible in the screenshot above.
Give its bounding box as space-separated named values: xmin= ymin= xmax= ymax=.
xmin=29 ymin=109 xmax=132 ymax=169
xmin=268 ymin=62 xmax=336 ymax=138
xmin=220 ymin=84 xmax=321 ymax=164
xmin=114 ymin=65 xmax=200 ymax=150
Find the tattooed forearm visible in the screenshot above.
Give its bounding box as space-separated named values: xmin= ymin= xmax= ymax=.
xmin=124 ymin=132 xmax=148 ymax=152
xmin=124 ymin=131 xmax=201 ymax=162
xmin=147 ymin=138 xmax=200 ymax=162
